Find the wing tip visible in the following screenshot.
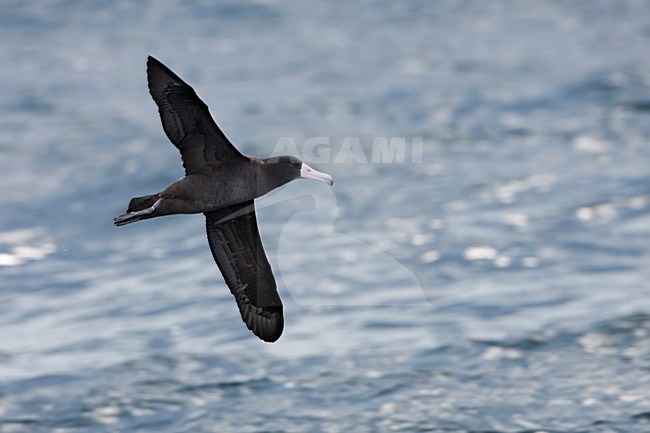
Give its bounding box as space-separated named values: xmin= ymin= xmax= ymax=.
xmin=256 ymin=317 xmax=284 ymax=343
xmin=146 ymin=55 xmax=185 ymax=91
xmin=242 ymin=305 xmax=284 ymax=343
xmin=146 ymin=55 xmax=162 ymax=75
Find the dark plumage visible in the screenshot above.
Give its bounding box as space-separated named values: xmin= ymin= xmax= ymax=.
xmin=114 ymin=56 xmax=333 ymax=342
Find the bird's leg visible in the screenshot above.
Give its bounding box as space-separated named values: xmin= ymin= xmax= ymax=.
xmin=114 ymin=199 xmax=161 ymax=226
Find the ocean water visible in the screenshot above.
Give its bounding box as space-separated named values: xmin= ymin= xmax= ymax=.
xmin=1 ymin=1 xmax=650 ymax=431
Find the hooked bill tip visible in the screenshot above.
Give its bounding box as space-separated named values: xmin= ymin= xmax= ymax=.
xmin=300 ymin=163 xmax=333 ymax=186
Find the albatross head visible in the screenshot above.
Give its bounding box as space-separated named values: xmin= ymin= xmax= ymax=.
xmin=263 ymin=155 xmax=333 ymax=188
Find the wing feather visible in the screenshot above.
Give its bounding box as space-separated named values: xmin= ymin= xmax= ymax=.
xmin=147 ymin=56 xmax=245 ymax=175
xmin=205 ymin=201 xmax=284 ymax=342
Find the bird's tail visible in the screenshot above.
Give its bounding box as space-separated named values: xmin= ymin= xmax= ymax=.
xmin=113 ymin=194 xmax=161 ymax=226
xmin=114 ymin=211 xmax=148 ymax=226
xmin=127 ymin=194 xmax=160 ymax=213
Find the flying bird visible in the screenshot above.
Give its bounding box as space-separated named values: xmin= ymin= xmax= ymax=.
xmin=114 ymin=56 xmax=333 ymax=342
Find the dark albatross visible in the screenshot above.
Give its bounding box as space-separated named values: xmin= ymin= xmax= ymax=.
xmin=114 ymin=56 xmax=333 ymax=342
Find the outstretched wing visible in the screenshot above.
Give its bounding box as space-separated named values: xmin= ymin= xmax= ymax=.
xmin=147 ymin=56 xmax=245 ymax=175
xmin=205 ymin=200 xmax=284 ymax=342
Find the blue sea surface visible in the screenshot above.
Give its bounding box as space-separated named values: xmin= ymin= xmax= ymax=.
xmin=1 ymin=1 xmax=649 ymax=431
